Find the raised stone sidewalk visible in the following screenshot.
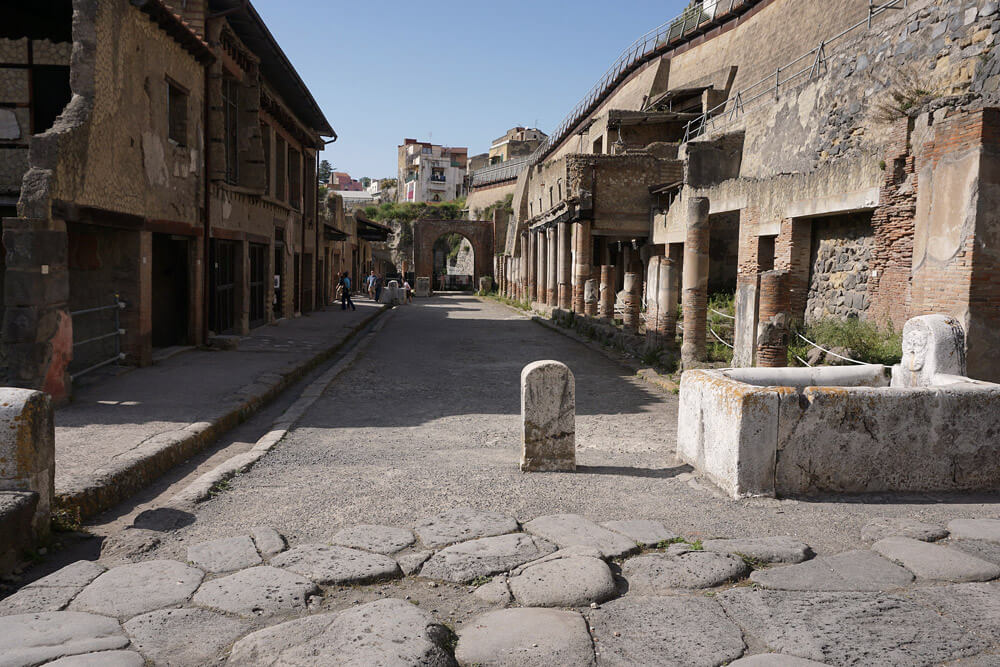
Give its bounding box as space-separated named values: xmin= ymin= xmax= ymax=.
xmin=2 ymin=511 xmax=999 ymax=665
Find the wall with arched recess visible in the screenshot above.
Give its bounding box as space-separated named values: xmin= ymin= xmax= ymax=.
xmin=413 ymin=220 xmax=494 ymax=284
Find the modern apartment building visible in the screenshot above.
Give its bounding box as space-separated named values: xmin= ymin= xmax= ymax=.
xmin=397 ymin=139 xmax=467 ymax=203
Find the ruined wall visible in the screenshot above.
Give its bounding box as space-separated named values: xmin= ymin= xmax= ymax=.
xmin=587 ymin=154 xmax=682 ymax=235
xmin=466 ymin=181 xmax=516 ymax=220
xmin=804 ymin=213 xmax=874 ymax=323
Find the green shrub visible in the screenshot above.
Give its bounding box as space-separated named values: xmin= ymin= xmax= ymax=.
xmin=789 ymin=317 xmax=902 ymax=366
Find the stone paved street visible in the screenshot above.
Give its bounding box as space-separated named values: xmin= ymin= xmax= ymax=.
xmin=2 ymin=295 xmax=1000 ymax=665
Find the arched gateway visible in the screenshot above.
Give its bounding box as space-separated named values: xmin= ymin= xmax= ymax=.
xmin=413 ymin=220 xmax=494 ymax=288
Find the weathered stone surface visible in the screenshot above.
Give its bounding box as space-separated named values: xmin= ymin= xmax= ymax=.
xmin=251 ymin=526 xmax=286 ymax=558
xmin=27 ymin=561 xmax=106 ymax=589
xmin=330 ymin=524 xmax=416 ymax=555
xmin=124 ymin=607 xmax=249 ymax=666
xmin=911 ymin=582 xmax=1000 ymax=640
xmin=474 ymin=577 xmax=513 ymax=605
xmin=414 ymin=507 xmax=519 ymax=548
xmin=455 ymin=608 xmax=595 ymax=666
xmin=861 ymin=517 xmax=949 ymax=543
xmin=229 ymin=598 xmax=455 ymax=666
xmin=44 ymin=651 xmax=145 ymax=667
xmin=948 ymin=518 xmax=1000 ymax=543
xmin=600 ymin=519 xmax=678 ymax=546
xmin=749 ymin=550 xmax=914 ymax=591
xmin=510 ymin=545 xmax=605 ymax=575
xmin=523 ymin=514 xmax=637 ymax=558
xmin=269 ymin=544 xmax=401 ymax=585
xmin=873 ymin=537 xmax=1000 ymax=582
xmin=0 ymin=611 xmax=129 ymax=667
xmin=0 ymin=585 xmax=82 ymax=615
xmin=508 ymin=556 xmax=616 ymax=607
xmin=69 ymin=560 xmax=203 ymax=619
xmin=420 ymin=533 xmax=557 ymax=584
xmin=186 ymin=535 xmax=262 ymax=573
xmin=729 ymin=655 xmax=828 ymax=666
xmin=719 ymin=588 xmax=986 ymax=665
xmin=397 ymin=550 xmax=434 ymax=575
xmin=588 ymin=596 xmax=745 ymax=666
xmin=192 ymin=566 xmax=319 ymax=617
xmin=520 ymin=360 xmax=576 ymax=472
xmin=622 ymin=551 xmax=750 ymax=593
xmin=701 ymin=536 xmax=812 ymax=563
xmin=950 ymin=539 xmax=1000 ymax=566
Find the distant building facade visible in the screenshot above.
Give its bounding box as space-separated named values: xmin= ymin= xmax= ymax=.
xmin=397 ymin=139 xmax=468 ymax=203
xmin=329 ymin=171 xmax=364 ymax=191
xmin=488 ymin=127 xmax=547 ymax=165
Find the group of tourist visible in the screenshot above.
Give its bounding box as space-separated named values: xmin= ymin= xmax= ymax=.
xmin=336 ymin=270 xmax=412 ymax=311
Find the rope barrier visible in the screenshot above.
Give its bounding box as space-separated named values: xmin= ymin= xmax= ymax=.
xmin=710 ymin=326 xmax=734 ymax=349
xmin=795 ymin=332 xmax=867 ymax=365
xmin=710 ymin=308 xmax=735 ymax=320
xmin=794 ymin=354 xmax=812 ymax=367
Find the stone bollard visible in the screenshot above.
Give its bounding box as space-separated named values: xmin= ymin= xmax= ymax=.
xmin=0 ymin=388 xmax=54 ymax=539
xmin=520 ymin=361 xmax=575 ymax=472
xmin=479 ymin=276 xmax=493 ymax=294
xmin=415 ymin=277 xmax=431 ymax=297
xmin=583 ymin=279 xmax=599 ymax=317
xmin=892 ymin=314 xmax=967 ymax=387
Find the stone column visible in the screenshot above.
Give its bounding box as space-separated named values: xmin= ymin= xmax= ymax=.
xmin=756 ymin=269 xmax=791 ymax=367
xmin=520 ymin=360 xmax=575 ymax=472
xmin=657 ymin=257 xmax=679 ymax=347
xmin=645 ymin=257 xmax=661 ymax=347
xmin=584 ymin=279 xmax=599 ymax=317
xmin=598 ymin=265 xmax=616 ymax=320
xmin=572 ymin=220 xmax=592 ymax=313
xmin=682 ymin=197 xmax=710 ymax=366
xmin=546 ymin=226 xmax=557 ymax=307
xmin=527 ymin=231 xmax=537 ymax=304
xmin=536 ymin=229 xmax=547 ymax=305
xmin=622 ymin=272 xmax=641 ymax=333
xmin=557 ymin=223 xmax=572 ymax=310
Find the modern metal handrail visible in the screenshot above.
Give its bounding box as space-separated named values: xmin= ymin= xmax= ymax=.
xmin=70 ymin=293 xmax=127 ymax=380
xmin=470 ymin=156 xmax=532 ymax=187
xmin=682 ymin=0 xmax=908 ymax=142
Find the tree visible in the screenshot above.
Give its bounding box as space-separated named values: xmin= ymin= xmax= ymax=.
xmin=318 ymin=159 xmax=333 ymax=183
xmin=361 ymin=176 xmax=372 ymax=188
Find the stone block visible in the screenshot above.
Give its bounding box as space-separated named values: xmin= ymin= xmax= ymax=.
xmin=414 ymin=277 xmax=431 ymax=297
xmin=479 ymin=276 xmax=493 ymax=293
xmin=520 ymin=360 xmax=575 ymax=472
xmin=892 ymin=314 xmax=966 ymax=387
xmin=0 ymin=388 xmax=54 ymax=539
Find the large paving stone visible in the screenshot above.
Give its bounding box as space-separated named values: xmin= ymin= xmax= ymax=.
xmin=622 ymin=551 xmax=749 ymax=593
xmin=523 ymin=514 xmax=638 ymax=558
xmin=587 ymin=596 xmax=745 ymax=666
xmin=229 ymin=598 xmax=455 ymax=666
xmin=455 ymin=608 xmax=595 ymax=666
xmin=508 ymin=555 xmax=616 ymax=607
xmin=0 ymin=561 xmax=106 ymax=615
xmin=0 ymin=611 xmax=129 ymax=667
xmin=600 ymin=519 xmax=678 ymax=547
xmin=701 ymin=536 xmax=812 ymax=564
xmin=719 ymin=588 xmax=986 ymax=665
xmin=43 ymin=651 xmax=145 ymax=667
xmin=192 ymin=566 xmax=319 ymax=617
xmin=69 ymin=560 xmax=204 ymax=619
xmin=873 ymin=537 xmax=1000 ymax=582
xmin=330 ymin=524 xmax=416 ymax=555
xmin=397 ymin=550 xmax=433 ymax=576
xmin=250 ymin=526 xmax=286 ymax=558
xmin=270 ymin=544 xmax=401 ymax=585
xmin=474 ymin=577 xmax=513 ymax=605
xmin=749 ymin=550 xmax=913 ymax=592
xmin=728 ymin=656 xmax=828 ymax=666
xmin=413 ymin=507 xmax=519 ymax=548
xmin=910 ymin=581 xmax=1000 ymax=640
xmin=950 ymin=539 xmax=1000 ymax=566
xmin=420 ymin=533 xmax=557 ymax=584
xmin=187 ymin=535 xmax=262 ymax=573
xmin=948 ymin=518 xmax=1000 ymax=543
xmin=124 ymin=607 xmax=250 ymax=666
xmin=861 ymin=517 xmax=949 ymax=543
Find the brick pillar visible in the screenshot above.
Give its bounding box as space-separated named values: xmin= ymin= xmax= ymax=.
xmin=557 ymin=223 xmax=572 ymax=310
xmin=527 ymin=231 xmax=536 ymax=304
xmin=756 ymin=270 xmax=791 ymax=367
xmin=622 ymin=272 xmax=641 ymax=333
xmin=2 ymin=217 xmax=72 ymax=402
xmin=682 ymin=197 xmax=710 ymax=367
xmin=535 ymin=229 xmax=547 ymax=304
xmin=598 ymin=265 xmax=616 ymax=320
xmin=546 ymin=226 xmax=557 ymax=306
xmin=572 ymin=220 xmax=592 ymax=313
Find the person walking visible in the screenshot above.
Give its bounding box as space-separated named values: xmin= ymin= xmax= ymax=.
xmin=366 ymin=270 xmax=377 ymax=300
xmin=373 ymin=273 xmax=383 ymax=302
xmin=340 ymin=272 xmax=356 ymax=311
xmin=403 ymin=278 xmax=412 ymax=303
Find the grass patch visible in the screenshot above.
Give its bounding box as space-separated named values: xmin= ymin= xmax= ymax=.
xmin=735 ymin=552 xmax=766 ymax=569
xmin=469 ymin=575 xmax=492 ymax=588
xmin=788 ymin=317 xmax=902 ymax=366
xmin=51 ymin=506 xmax=82 ymax=533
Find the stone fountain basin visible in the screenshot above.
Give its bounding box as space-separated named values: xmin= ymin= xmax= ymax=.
xmin=676 ymin=365 xmax=1000 ymax=499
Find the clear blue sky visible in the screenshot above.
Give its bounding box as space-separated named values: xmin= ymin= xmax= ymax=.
xmin=254 ymin=0 xmax=689 ymax=180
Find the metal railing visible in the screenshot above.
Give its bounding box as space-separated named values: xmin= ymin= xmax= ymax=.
xmin=70 ymin=293 xmax=126 ymax=380
xmin=525 ymin=0 xmax=757 ymax=168
xmin=470 ymin=156 xmax=531 ymax=187
xmin=683 ymin=0 xmax=908 ymax=142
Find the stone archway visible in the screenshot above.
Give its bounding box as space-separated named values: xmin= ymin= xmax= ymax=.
xmin=413 ymin=220 xmax=494 ymax=287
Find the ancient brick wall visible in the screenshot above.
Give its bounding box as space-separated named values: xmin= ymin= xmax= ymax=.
xmin=804 ymin=213 xmax=874 ymax=324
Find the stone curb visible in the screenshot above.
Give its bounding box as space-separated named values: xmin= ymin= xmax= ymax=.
xmin=479 ymin=296 xmax=679 ymax=393
xmin=56 ymin=305 xmax=392 ymax=520
xmin=164 ymin=309 xmax=394 ymax=511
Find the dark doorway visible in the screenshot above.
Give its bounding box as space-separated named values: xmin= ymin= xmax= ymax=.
xmin=248 ymin=242 xmax=267 ymax=328
xmin=301 ymin=253 xmax=313 ymax=312
xmin=293 ymin=253 xmax=300 ymax=314
xmin=151 ymin=234 xmax=189 ymax=348
xmin=210 ymin=239 xmax=237 ymax=334
xmin=273 ymin=242 xmax=284 ymax=319
xmin=31 ymin=66 xmax=71 ymax=134
xmin=708 ymin=212 xmax=740 ymax=295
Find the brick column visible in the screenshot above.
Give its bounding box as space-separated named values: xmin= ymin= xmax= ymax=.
xmin=557 ymin=223 xmax=572 ymax=310
xmin=622 ymin=272 xmax=641 ymax=333
xmin=535 ymin=229 xmax=547 ymax=305
xmin=756 ymin=270 xmax=791 ymax=367
xmin=682 ymin=197 xmax=710 ymax=367
xmin=598 ymin=265 xmax=616 ymax=320
xmin=546 ymin=226 xmax=557 ymax=306
xmin=526 ymin=231 xmax=536 ymax=304
xmin=572 ymin=220 xmax=592 ymax=313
